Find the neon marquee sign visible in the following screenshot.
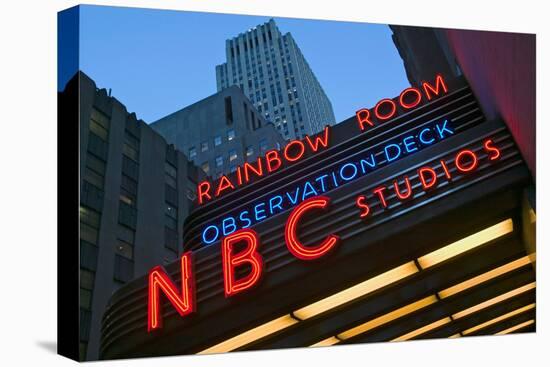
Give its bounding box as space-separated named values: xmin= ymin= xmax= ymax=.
xmin=148 ymin=138 xmax=504 ymax=331
xmin=201 ymin=119 xmax=454 ymax=244
xmin=147 ymin=75 xmax=497 ymax=332
xmin=196 ymin=75 xmax=449 ymax=206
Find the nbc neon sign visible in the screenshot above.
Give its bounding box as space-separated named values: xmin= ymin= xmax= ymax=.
xmin=147 ymin=75 xmax=502 ymax=332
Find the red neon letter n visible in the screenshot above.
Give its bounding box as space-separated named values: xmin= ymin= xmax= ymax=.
xmin=148 ymin=252 xmax=195 ymax=332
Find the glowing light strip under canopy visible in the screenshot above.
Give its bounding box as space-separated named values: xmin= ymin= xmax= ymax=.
xmin=294 ymin=262 xmax=419 ymax=320
xmin=337 ymin=295 xmax=438 ymax=340
xmin=452 ymin=282 xmax=536 ymax=320
xmin=310 ymin=336 xmax=340 ymax=347
xmin=463 ymin=303 xmax=535 ymax=335
xmin=392 ymin=317 xmax=452 ymax=342
xmin=417 ymin=219 xmax=513 ymax=269
xmin=309 ymin=264 xmax=535 ymax=345
xmin=439 ymin=255 xmax=533 ymax=299
xmin=495 ymin=319 xmax=535 ymax=335
xmin=197 ymin=315 xmax=298 ymax=355
xmin=200 ymin=219 xmax=518 ymax=353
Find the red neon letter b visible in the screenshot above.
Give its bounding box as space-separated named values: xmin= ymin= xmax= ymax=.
xmin=222 ymin=229 xmax=264 ymax=297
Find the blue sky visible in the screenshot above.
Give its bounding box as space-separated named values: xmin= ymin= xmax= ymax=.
xmin=77 ymin=5 xmax=410 ymax=123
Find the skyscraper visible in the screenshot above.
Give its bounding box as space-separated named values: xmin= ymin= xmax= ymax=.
xmin=216 ymin=19 xmax=336 ymax=141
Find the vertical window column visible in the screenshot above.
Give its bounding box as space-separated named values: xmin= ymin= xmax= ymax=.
xmin=115 ymin=123 xmax=140 ymax=285
xmin=79 ymin=107 xmax=110 ymax=360
xmin=164 ymin=146 xmax=179 ymax=259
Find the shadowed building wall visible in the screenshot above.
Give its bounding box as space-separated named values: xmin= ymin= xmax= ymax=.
xmin=444 ymin=29 xmax=536 ymax=178
xmin=390 ymin=25 xmax=535 ymax=179
xmin=68 ymin=72 xmax=202 ymax=360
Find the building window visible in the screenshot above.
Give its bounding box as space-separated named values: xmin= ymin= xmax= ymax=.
xmin=80 ymin=206 xmax=100 ymax=228
xmin=229 ymin=149 xmax=237 ymax=162
xmin=165 ymin=227 xmax=178 ymax=252
xmin=201 ymin=162 xmax=209 ymax=173
xmin=120 ymin=174 xmax=137 ymax=206
xmin=251 ymin=110 xmax=256 ymax=130
xmin=165 ymin=173 xmax=177 ymax=189
xmin=225 ymin=96 xmax=233 ymax=124
xmin=80 ymin=269 xmax=95 ymax=311
xmin=80 ymin=222 xmax=99 ymax=245
xmin=83 ymin=154 xmax=105 ymax=190
xmin=89 ymin=119 xmax=108 ymax=141
xmin=118 ymin=201 xmax=137 ymax=229
xmin=113 ymin=255 xmax=134 ymax=283
xmin=165 ymin=203 xmax=177 ymax=219
xmin=165 ymin=161 xmax=177 ymax=188
xmin=83 ymin=162 xmax=105 ymax=190
xmin=80 ymin=240 xmax=98 ymax=271
xmin=119 ymin=193 xmax=134 ymax=206
xmin=118 ymin=225 xmax=135 ymax=245
xmin=123 ymin=132 xmax=140 ymax=161
xmin=201 ymin=141 xmax=209 ymax=152
xmin=246 ymin=146 xmax=254 ymax=157
xmin=215 ymin=156 xmax=223 ymax=167
xmin=165 ymin=184 xmax=178 ymax=207
xmin=214 ymin=136 xmax=222 ymax=146
xmin=122 ymin=156 xmax=139 ymax=181
xmin=86 ymin=155 xmax=105 ymax=176
xmin=115 ymin=240 xmax=133 ymax=260
xmin=80 ymin=269 xmax=95 ymax=290
xmin=227 ymin=129 xmax=235 ymax=141
xmin=188 ymin=146 xmax=196 ymax=159
xmin=89 ymin=108 xmax=110 ymax=141
xmin=91 ymin=108 xmax=110 ymax=128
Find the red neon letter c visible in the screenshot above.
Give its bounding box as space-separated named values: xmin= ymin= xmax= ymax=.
xmin=285 ymin=196 xmax=340 ymax=261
